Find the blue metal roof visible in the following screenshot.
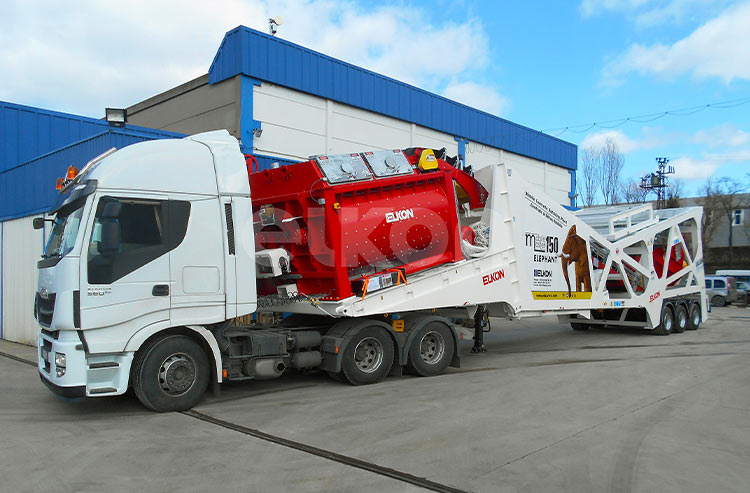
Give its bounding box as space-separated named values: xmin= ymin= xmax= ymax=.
xmin=0 ymin=103 xmax=184 ymax=221
xmin=0 ymin=101 xmax=180 ymax=174
xmin=209 ymin=26 xmax=577 ymax=170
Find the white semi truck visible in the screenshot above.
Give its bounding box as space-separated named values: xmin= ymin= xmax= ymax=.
xmin=35 ymin=131 xmax=707 ymax=412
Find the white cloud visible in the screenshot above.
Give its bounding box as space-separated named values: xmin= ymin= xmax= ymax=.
xmin=442 ymin=81 xmax=509 ymax=116
xmin=692 ymin=124 xmax=750 ymax=148
xmin=580 ymin=0 xmax=651 ymax=18
xmin=0 ymin=0 xmax=501 ymax=118
xmin=602 ymin=2 xmax=750 ymax=85
xmin=670 ymin=149 xmax=750 ymax=180
xmin=669 ymin=156 xmax=722 ymax=180
xmin=581 ymin=0 xmax=733 ymax=27
xmin=580 ymin=128 xmax=668 ymax=153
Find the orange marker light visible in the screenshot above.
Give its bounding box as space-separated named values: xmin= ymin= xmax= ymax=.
xmin=66 ymin=166 xmax=79 ymax=180
xmin=222 ymin=369 xmax=228 ymax=378
xmin=56 ymin=177 xmax=64 ymax=190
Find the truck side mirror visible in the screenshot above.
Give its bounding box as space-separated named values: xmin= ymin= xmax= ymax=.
xmin=100 ymin=221 xmax=121 ymax=256
xmin=101 ymin=200 xmax=122 ymax=220
xmin=33 ymin=217 xmax=45 ymax=230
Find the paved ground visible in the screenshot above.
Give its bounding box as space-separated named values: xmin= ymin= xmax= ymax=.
xmin=1 ymin=306 xmax=749 ymax=492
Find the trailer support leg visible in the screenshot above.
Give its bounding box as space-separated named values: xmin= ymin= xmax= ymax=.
xmin=472 ymin=305 xmax=487 ymax=353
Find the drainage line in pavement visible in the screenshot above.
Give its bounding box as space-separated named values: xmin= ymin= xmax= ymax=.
xmin=2 ymin=350 xmax=467 ymax=492
xmin=182 ymin=409 xmax=468 ymax=493
xmin=0 ymin=350 xmax=37 ymax=367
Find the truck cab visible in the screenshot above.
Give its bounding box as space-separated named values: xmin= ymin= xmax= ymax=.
xmin=36 ymin=131 xmax=256 ymax=406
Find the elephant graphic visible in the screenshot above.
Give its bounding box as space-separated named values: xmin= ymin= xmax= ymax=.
xmin=560 ymin=225 xmax=591 ymax=297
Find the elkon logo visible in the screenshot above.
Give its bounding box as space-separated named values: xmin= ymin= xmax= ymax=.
xmin=482 ymin=269 xmax=505 ymax=286
xmin=386 ymin=208 xmax=414 ymax=223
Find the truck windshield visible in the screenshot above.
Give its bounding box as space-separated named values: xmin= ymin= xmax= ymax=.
xmin=43 ymin=204 xmax=85 ymax=260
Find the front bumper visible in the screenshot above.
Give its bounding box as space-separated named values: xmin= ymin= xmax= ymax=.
xmin=38 ymin=330 xmax=134 ymax=398
xmin=39 ymin=372 xmax=86 ymax=398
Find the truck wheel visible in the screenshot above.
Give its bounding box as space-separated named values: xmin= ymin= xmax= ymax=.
xmin=673 ymin=304 xmax=688 ymax=333
xmin=711 ymin=295 xmax=726 ymax=307
xmin=406 ymin=323 xmax=454 ymax=377
xmin=687 ymin=304 xmax=701 ymax=330
xmin=570 ymin=322 xmax=589 ymax=331
xmin=341 ymin=326 xmax=394 ymax=386
xmin=133 ymin=335 xmax=209 ymax=412
xmin=653 ymin=305 xmax=674 ymax=336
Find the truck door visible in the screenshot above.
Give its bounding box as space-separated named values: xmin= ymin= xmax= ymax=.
xmin=80 ymin=195 xmax=174 ymax=351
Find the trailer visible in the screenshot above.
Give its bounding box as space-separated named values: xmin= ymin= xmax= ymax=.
xmin=34 ymin=131 xmax=707 ymax=412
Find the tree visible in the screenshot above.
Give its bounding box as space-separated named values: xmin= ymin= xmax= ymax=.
xmin=577 ymin=146 xmax=600 ymax=207
xmin=665 ymin=178 xmax=684 ymax=208
xmin=597 ymin=138 xmax=624 ymax=205
xmin=621 ymin=178 xmax=650 ymax=204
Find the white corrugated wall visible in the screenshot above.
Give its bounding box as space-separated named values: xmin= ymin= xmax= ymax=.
xmin=251 ymin=82 xmax=572 ymax=205
xmin=1 ymin=215 xmax=44 ymax=346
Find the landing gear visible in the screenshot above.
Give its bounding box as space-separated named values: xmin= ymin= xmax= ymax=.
xmin=472 ymin=305 xmax=488 ymax=353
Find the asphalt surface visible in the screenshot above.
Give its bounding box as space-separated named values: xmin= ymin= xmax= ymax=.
xmin=1 ymin=306 xmax=749 ymax=492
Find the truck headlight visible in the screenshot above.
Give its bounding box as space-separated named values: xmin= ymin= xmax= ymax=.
xmin=56 ymin=367 xmax=66 ymax=377
xmin=55 ymin=352 xmax=66 ymax=368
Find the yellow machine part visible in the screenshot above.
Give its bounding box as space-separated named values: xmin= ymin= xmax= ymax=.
xmin=418 ymin=149 xmax=438 ymax=170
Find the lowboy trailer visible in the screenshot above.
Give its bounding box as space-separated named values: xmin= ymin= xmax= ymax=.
xmin=34 ymin=131 xmax=707 ymax=411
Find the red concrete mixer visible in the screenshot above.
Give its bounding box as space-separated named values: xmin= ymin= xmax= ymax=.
xmin=249 ymin=148 xmax=488 ymax=301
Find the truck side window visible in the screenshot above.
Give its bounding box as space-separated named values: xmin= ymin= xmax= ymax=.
xmin=714 ymin=279 xmax=725 ymax=289
xmin=705 ymin=280 xmax=712 ymax=288
xmin=88 ymin=197 xmax=191 ymax=284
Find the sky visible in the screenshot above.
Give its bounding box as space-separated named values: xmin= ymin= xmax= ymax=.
xmin=1 ymin=0 xmax=749 ymax=199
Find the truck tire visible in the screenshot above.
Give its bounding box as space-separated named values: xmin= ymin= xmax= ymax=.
xmin=341 ymin=326 xmax=394 ymax=386
xmin=711 ymin=295 xmax=726 ymax=307
xmin=687 ymin=303 xmax=701 ymax=330
xmin=132 ymin=335 xmax=210 ymax=412
xmin=570 ymin=322 xmax=589 ymax=331
xmin=406 ymin=323 xmax=454 ymax=377
xmin=673 ymin=304 xmax=688 ymax=333
xmin=653 ymin=305 xmax=674 ymax=336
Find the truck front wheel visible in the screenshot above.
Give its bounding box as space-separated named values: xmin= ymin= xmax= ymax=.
xmin=341 ymin=326 xmax=394 ymax=386
xmin=133 ymin=335 xmax=210 ymax=412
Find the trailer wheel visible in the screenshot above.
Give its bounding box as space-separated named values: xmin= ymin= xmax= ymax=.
xmin=341 ymin=326 xmax=394 ymax=386
xmin=711 ymin=295 xmax=726 ymax=307
xmin=132 ymin=335 xmax=209 ymax=412
xmin=673 ymin=304 xmax=688 ymax=333
xmin=653 ymin=305 xmax=674 ymax=336
xmin=570 ymin=322 xmax=589 ymax=331
xmin=406 ymin=323 xmax=454 ymax=377
xmin=687 ymin=304 xmax=701 ymax=330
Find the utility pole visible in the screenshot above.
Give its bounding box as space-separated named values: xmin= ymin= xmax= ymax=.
xmin=640 ymin=157 xmax=675 ymax=209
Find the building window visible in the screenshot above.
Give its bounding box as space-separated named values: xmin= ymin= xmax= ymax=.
xmin=732 ymin=209 xmax=744 ymax=226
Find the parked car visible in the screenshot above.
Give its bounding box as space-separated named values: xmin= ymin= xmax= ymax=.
xmin=715 ymin=270 xmax=750 ymax=284
xmin=736 ymin=281 xmax=748 ymax=304
xmin=705 ymin=275 xmax=739 ymax=307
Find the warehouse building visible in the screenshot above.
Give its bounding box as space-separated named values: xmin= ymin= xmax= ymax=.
xmin=0 ymin=25 xmax=577 ymax=345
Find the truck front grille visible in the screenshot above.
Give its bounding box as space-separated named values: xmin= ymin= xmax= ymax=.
xmin=41 ymin=337 xmax=52 ymax=374
xmin=36 ymin=293 xmax=56 ymax=328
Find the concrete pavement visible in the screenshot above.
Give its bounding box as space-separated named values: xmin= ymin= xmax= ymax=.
xmin=1 ymin=307 xmax=749 ymax=492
